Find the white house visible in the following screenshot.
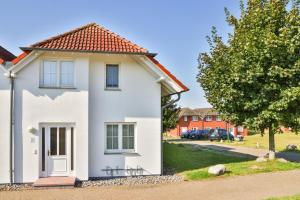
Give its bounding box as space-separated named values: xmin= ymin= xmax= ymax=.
xmin=0 ymin=23 xmax=188 ymax=184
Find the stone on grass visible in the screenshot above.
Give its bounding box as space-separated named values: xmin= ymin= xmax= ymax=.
xmin=286 ymin=144 xmax=297 ymax=151
xmin=256 ymin=157 xmax=267 ymax=162
xmin=268 ymin=151 xmax=275 ymax=160
xmin=277 ymin=158 xmax=288 ymax=163
xmin=208 ymin=164 xmax=226 ymax=176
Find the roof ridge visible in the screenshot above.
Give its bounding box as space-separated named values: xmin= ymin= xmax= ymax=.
xmin=30 ymin=22 xmax=97 ymax=47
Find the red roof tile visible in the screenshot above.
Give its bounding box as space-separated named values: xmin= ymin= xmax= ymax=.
xmin=25 ymin=23 xmax=148 ymax=54
xmin=0 ymin=46 xmax=16 ymax=62
xmin=12 ymin=51 xmax=31 ymax=65
xmin=16 ymin=23 xmax=188 ymax=92
xmin=147 ymin=55 xmax=189 ymax=92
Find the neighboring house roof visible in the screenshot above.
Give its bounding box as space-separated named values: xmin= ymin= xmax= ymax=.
xmin=21 ymin=23 xmax=149 ymax=54
xmin=0 ymin=46 xmax=16 ymax=63
xmin=179 ymin=107 xmax=219 ymax=117
xmin=11 ymin=23 xmax=188 ymax=92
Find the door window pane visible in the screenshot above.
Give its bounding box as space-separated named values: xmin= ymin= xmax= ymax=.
xmin=50 ymin=128 xmax=57 ymax=155
xmin=59 ymin=128 xmax=66 ymax=155
xmin=122 ymin=124 xmax=134 ymax=150
xmin=42 ymin=127 xmax=45 ymax=171
xmin=106 ymin=65 xmax=119 ymax=88
xmin=71 ymin=127 xmax=74 ymax=171
xmin=43 ymin=61 xmax=57 ymax=87
xmin=106 ymin=124 xmax=118 ymax=150
xmin=60 ymin=61 xmax=74 ymax=87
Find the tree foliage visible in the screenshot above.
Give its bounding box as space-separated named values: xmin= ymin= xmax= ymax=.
xmin=162 ymin=96 xmax=181 ymax=133
xmin=197 ymin=0 xmax=300 ymax=152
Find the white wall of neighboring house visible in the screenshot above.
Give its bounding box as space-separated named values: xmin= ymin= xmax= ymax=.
xmin=0 ymin=67 xmax=11 ymax=184
xmin=13 ymin=53 xmax=89 ymax=183
xmin=0 ymin=51 xmax=162 ymax=183
xmin=89 ymin=54 xmax=161 ymax=177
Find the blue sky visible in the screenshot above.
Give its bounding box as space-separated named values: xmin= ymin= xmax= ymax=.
xmin=0 ymin=0 xmax=241 ymax=108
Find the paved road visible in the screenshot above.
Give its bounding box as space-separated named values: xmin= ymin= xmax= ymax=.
xmin=177 ymin=140 xmax=300 ymax=162
xmin=1 ymin=170 xmax=300 ymax=200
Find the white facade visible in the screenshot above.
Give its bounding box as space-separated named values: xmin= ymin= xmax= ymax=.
xmin=0 ymin=51 xmax=183 ymax=183
xmin=0 ymin=66 xmax=11 ymax=184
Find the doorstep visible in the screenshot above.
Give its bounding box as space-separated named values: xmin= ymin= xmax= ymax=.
xmin=33 ymin=177 xmax=76 ymax=188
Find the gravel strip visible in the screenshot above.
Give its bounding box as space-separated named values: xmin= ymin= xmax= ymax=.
xmin=81 ymin=175 xmax=183 ymax=187
xmin=0 ymin=169 xmax=183 ymax=191
xmin=0 ymin=183 xmax=32 ymax=191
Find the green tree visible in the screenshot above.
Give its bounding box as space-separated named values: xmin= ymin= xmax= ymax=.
xmin=162 ymin=96 xmax=181 ymax=133
xmin=198 ymin=0 xmax=300 ymax=159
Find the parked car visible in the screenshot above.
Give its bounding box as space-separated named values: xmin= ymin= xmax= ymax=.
xmin=208 ymin=129 xmax=234 ymax=141
xmin=189 ymin=129 xmax=210 ymax=140
xmin=181 ymin=130 xmax=191 ymax=139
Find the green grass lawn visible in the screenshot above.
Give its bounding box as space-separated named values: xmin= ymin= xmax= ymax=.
xmin=216 ymin=132 xmax=300 ymax=152
xmin=266 ymin=194 xmax=300 ymax=200
xmin=164 ymin=142 xmax=300 ymax=180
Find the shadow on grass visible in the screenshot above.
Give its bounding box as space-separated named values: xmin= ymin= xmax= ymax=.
xmin=163 ymin=142 xmax=255 ymax=173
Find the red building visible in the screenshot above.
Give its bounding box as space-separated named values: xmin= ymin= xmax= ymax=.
xmin=168 ymin=108 xmax=248 ymax=137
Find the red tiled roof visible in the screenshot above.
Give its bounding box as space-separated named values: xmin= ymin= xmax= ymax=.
xmin=0 ymin=46 xmax=16 ymax=62
xmin=147 ymin=55 xmax=189 ymax=92
xmin=24 ymin=23 xmax=148 ymax=54
xmin=12 ymin=51 xmax=31 ymax=65
xmin=15 ymin=23 xmax=188 ymax=92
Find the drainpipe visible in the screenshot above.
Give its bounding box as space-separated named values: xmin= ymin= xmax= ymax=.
xmin=161 ymin=92 xmax=181 ymax=175
xmin=5 ymin=70 xmax=16 ymax=185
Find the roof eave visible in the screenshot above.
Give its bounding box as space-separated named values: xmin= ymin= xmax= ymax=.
xmin=20 ymin=47 xmax=158 ymax=57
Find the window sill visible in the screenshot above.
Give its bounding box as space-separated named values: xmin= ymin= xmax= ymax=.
xmin=104 ymin=152 xmax=140 ymax=156
xmin=105 ymin=88 xmax=121 ymax=91
xmin=39 ymin=86 xmax=77 ymax=89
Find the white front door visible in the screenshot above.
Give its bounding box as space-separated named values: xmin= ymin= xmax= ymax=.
xmin=48 ymin=126 xmax=68 ymax=176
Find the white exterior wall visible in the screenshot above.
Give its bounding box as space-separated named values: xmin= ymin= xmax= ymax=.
xmin=1 ymin=52 xmax=162 ymax=183
xmin=89 ymin=54 xmax=161 ymax=177
xmin=0 ymin=68 xmax=10 ymax=183
xmin=13 ymin=53 xmax=89 ymax=183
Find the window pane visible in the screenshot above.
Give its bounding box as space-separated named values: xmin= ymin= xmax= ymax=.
xmin=59 ymin=128 xmax=66 ymax=155
xmin=42 ymin=127 xmax=45 ymax=171
xmin=122 ymin=124 xmax=134 ymax=150
xmin=106 ymin=124 xmax=118 ymax=150
xmin=43 ymin=61 xmax=57 ymax=86
xmin=50 ymin=128 xmax=57 ymax=155
xmin=106 ymin=65 xmax=119 ymax=88
xmin=60 ymin=61 xmax=74 ymax=87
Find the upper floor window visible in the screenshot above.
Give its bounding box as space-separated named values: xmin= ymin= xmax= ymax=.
xmin=216 ymin=116 xmax=222 ymax=121
xmin=183 ymin=116 xmax=188 ymax=122
xmin=106 ymin=64 xmax=119 ymax=88
xmin=205 ymin=116 xmax=212 ymax=121
xmin=192 ymin=116 xmax=199 ymax=121
xmin=41 ymin=60 xmax=74 ymax=88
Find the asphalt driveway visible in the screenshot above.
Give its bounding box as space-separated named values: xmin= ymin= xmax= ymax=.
xmin=176 ymin=140 xmax=300 ymax=162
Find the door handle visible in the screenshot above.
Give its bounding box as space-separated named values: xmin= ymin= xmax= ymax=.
xmin=48 ymin=150 xmax=50 ymax=156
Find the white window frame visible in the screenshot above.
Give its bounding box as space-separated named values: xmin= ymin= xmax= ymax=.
xmin=192 ymin=116 xmax=199 ymax=121
xmin=40 ymin=59 xmax=75 ymax=88
xmin=105 ymin=64 xmax=121 ymax=90
xmin=216 ymin=116 xmax=222 ymax=122
xmin=205 ymin=116 xmax=212 ymax=121
xmin=237 ymin=126 xmax=244 ymax=132
xmin=183 ymin=116 xmax=188 ymax=122
xmin=105 ymin=122 xmax=136 ymax=153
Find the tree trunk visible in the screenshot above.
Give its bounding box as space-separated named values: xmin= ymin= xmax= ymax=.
xmin=268 ymin=125 xmax=275 ymax=160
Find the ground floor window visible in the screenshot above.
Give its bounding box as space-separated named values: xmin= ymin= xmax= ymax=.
xmin=105 ymin=123 xmax=136 ymax=153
